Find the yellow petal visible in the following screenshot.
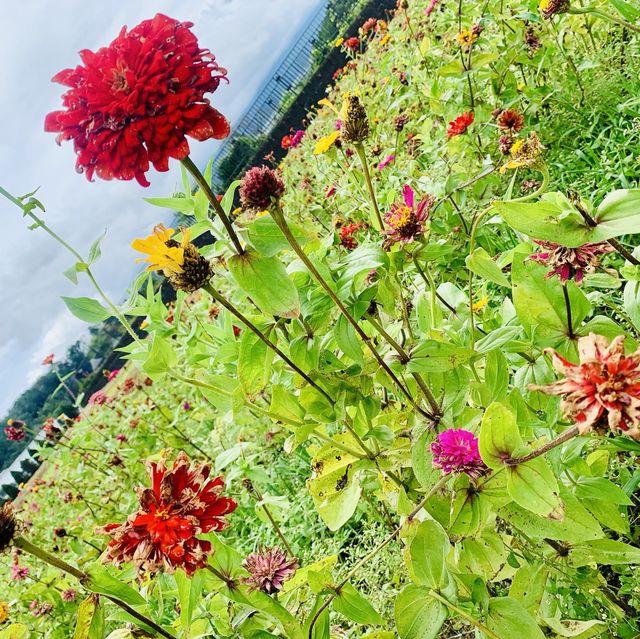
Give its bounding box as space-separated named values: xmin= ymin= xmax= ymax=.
xmin=313 ymin=131 xmax=340 ymax=155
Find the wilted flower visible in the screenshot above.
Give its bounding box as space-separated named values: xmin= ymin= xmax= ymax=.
xmin=242 ymin=547 xmax=298 ymax=594
xmin=394 ymin=114 xmax=410 ymax=132
xmin=62 ymin=589 xmax=77 ymax=602
xmin=500 ymin=132 xmax=545 ymax=172
xmin=496 ymin=109 xmax=524 ymax=133
xmin=240 ymin=166 xmax=285 ymax=210
xmin=498 ymin=135 xmax=514 ymax=155
xmin=539 ymin=0 xmax=570 ymax=19
xmin=0 ymin=504 xmax=16 ymax=553
xmin=4 ymin=420 xmax=26 ymax=442
xmin=529 ymin=240 xmax=613 ymax=284
xmin=524 ymin=25 xmax=542 ymax=53
xmin=88 ymin=391 xmax=108 ymax=406
xmin=447 ymin=112 xmax=474 ymax=138
xmin=340 ymin=95 xmax=369 ymax=144
xmin=30 ymin=601 xmax=53 ymax=617
xmin=456 ymin=29 xmax=478 ymax=48
xmin=431 ymin=429 xmax=488 ymax=478
xmin=377 ymin=154 xmax=395 ymax=171
xmin=42 ymin=419 xmax=61 ymax=441
xmin=44 ymin=14 xmax=229 ymax=187
xmin=344 ymin=36 xmax=360 ymax=52
xmin=339 ymin=222 xmax=363 ymax=250
xmin=531 ymin=334 xmax=640 ymax=439
xmin=98 ymin=452 xmax=237 ymax=575
xmin=383 ymin=185 xmax=434 ymax=249
xmin=132 ymin=225 xmax=212 ymax=292
xmin=41 ymin=354 xmax=54 ymax=366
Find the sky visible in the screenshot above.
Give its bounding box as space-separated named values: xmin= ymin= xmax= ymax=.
xmin=0 ymin=0 xmax=324 ymax=416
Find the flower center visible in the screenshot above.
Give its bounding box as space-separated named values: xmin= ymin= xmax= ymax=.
xmin=389 ymin=206 xmax=413 ymax=231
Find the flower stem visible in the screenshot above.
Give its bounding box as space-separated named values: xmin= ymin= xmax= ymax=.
xmin=306 ymin=475 xmax=449 ymax=638
xmin=569 ymin=6 xmax=640 ymax=33
xmin=243 ymin=480 xmax=294 ymax=556
xmin=504 ymin=425 xmax=580 ymax=466
xmin=271 ymin=204 xmax=434 ymax=421
xmin=181 ymin=156 xmax=245 ymax=255
xmin=355 ymin=144 xmax=384 ymax=230
xmin=427 ymin=590 xmax=502 ymax=639
xmin=562 ymin=282 xmax=575 ymax=339
xmin=201 ymin=283 xmax=375 ymax=458
xmin=13 ymin=536 xmax=176 ymax=639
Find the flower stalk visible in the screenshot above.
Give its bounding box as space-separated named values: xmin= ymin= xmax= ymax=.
xmin=504 ymin=424 xmax=580 ymax=466
xmin=355 ymin=144 xmax=384 ymax=229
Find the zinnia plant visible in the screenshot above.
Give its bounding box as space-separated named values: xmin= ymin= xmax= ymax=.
xmin=383 ymin=184 xmax=434 ymax=248
xmin=431 ymin=429 xmax=488 ymax=478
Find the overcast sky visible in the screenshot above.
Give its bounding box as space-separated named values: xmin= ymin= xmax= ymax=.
xmin=0 ymin=0 xmax=323 ymax=416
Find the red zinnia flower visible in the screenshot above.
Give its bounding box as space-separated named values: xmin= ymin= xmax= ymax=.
xmin=88 ymin=391 xmax=108 ymax=406
xmin=344 ymin=36 xmax=360 ymax=51
xmin=5 ymin=425 xmax=26 ymax=442
xmin=44 ymin=14 xmax=230 ymax=187
xmin=42 ymin=353 xmax=54 ymax=366
xmin=281 ymin=135 xmax=293 ymax=150
xmin=98 ymin=452 xmax=237 ymax=575
xmin=496 ymin=108 xmax=524 ymax=133
xmin=339 ymin=222 xmax=362 ymax=250
xmin=531 ymin=334 xmax=640 ymax=439
xmin=383 ymin=185 xmax=434 ymax=249
xmin=447 ymin=111 xmax=474 ymax=138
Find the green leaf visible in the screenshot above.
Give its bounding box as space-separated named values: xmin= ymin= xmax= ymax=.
xmin=238 ymin=328 xmax=276 ymax=396
xmin=62 ymin=296 xmax=111 ymax=323
xmin=593 ymin=189 xmax=640 ymax=240
xmin=143 ymin=195 xmax=196 ymax=214
xmin=567 ymin=539 xmax=640 ymax=567
xmin=485 ymin=597 xmax=546 ymax=639
xmin=407 ymin=340 xmax=474 ymax=373
xmin=507 ymin=457 xmax=564 ymax=519
xmin=609 ymin=0 xmax=640 ymax=19
xmin=334 ymin=315 xmax=363 ymax=364
xmin=87 ymin=230 xmax=106 ymax=265
xmin=175 ymin=568 xmax=203 ymax=633
xmin=228 ymin=250 xmax=300 ymax=318
xmin=408 ymin=520 xmax=451 ymax=591
xmin=574 ymin=477 xmax=632 ymax=505
xmin=84 ymin=564 xmax=148 ymax=607
xmin=394 ymin=586 xmax=447 ymax=639
xmin=479 ymin=402 xmax=523 ymax=469
xmin=245 ymin=215 xmax=310 ymax=256
xmin=333 ymin=583 xmax=384 ymax=625
xmin=512 ymin=254 xmax=590 ymax=341
xmin=0 ymin=625 xmax=30 ymax=639
xmin=541 ymin=617 xmax=605 ymax=638
xmin=466 ymin=247 xmax=510 ymax=287
xmin=143 ymin=334 xmax=178 ymax=375
xmin=73 ymin=594 xmax=104 ymax=639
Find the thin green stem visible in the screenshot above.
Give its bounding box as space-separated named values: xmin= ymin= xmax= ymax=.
xmin=271 ymin=204 xmax=434 ymax=421
xmin=569 ymin=6 xmax=640 ymax=33
xmin=307 ymin=475 xmax=449 ymax=638
xmin=504 ymin=425 xmax=580 ymax=466
xmin=244 ymin=481 xmax=294 ymax=556
xmin=181 ymin=156 xmax=245 ymax=255
xmin=355 ymin=144 xmax=384 ymax=230
xmin=427 ymin=590 xmax=502 ymax=639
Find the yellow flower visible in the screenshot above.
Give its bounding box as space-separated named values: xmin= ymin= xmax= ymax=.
xmin=313 ymin=131 xmax=340 ymax=155
xmin=472 ymin=297 xmax=489 ymax=312
xmin=500 ymin=132 xmax=545 ymax=173
xmin=456 ymin=29 xmax=478 ymax=47
xmin=380 ymin=34 xmax=391 ymax=46
xmin=318 ymin=98 xmax=338 ymax=115
xmin=377 ymin=20 xmax=388 ymax=31
xmin=131 ymin=224 xmax=190 ymax=275
xmin=335 ymin=37 xmax=344 ymax=47
xmin=0 ymin=601 xmax=8 ymax=624
xmin=140 ymin=320 xmax=149 ymax=330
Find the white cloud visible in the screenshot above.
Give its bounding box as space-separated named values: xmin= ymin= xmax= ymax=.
xmin=0 ymin=0 xmax=323 ymax=415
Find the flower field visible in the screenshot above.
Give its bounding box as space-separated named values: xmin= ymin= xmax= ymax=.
xmin=3 ymin=1 xmax=640 ymax=638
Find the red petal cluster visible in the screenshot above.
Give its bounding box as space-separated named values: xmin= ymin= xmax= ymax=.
xmin=447 ymin=111 xmax=474 ymax=138
xmin=531 ymin=334 xmax=640 ymax=439
xmin=44 ymin=14 xmax=230 ymax=187
xmin=98 ymin=452 xmax=237 ymax=575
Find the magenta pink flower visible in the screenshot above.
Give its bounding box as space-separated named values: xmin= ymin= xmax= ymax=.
xmin=531 ymin=334 xmax=640 ymax=439
xmin=62 ymin=589 xmax=77 ymax=602
xmin=290 ymin=129 xmax=305 ymax=148
xmin=116 ymin=434 xmax=127 ymax=443
xmin=383 ymin=184 xmax=434 ymax=249
xmin=325 ymin=185 xmax=337 ymax=198
xmin=107 ymin=369 xmax=120 ymax=382
xmin=529 ymin=240 xmax=613 ymax=284
xmin=5 ymin=425 xmax=26 ymax=442
xmin=431 ymin=429 xmax=488 ymax=478
xmin=88 ymin=391 xmax=108 ymax=406
xmin=425 ymin=0 xmax=441 ymax=16
xmin=377 ymin=154 xmax=395 ymax=170
xmin=183 ymin=401 xmax=192 ymax=411
xmin=11 ymin=565 xmax=29 ymax=580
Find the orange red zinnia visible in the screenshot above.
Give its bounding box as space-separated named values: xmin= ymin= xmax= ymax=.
xmin=98 ymin=452 xmax=237 ymax=575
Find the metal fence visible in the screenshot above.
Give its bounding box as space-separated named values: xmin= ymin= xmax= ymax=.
xmin=210 ymin=0 xmax=366 ymax=190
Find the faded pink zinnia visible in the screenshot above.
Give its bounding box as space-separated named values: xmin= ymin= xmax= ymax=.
xmin=530 ymin=333 xmax=640 ymax=439
xmin=529 ymin=240 xmax=613 ymax=284
xmin=44 ymin=14 xmax=230 ymax=187
xmin=383 ymin=184 xmax=434 ymax=249
xmin=431 ymin=429 xmax=488 ymax=478
xmin=242 ymin=547 xmax=298 ymax=594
